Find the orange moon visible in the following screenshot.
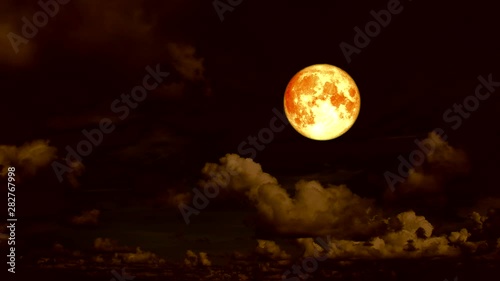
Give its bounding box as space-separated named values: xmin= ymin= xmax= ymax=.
xmin=284 ymin=64 xmax=361 ymax=140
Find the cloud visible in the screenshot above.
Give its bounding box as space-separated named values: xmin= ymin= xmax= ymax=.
xmin=0 ymin=23 xmax=35 ymax=66
xmin=167 ymin=43 xmax=205 ymax=81
xmin=70 ymin=209 xmax=100 ymax=226
xmin=470 ymin=211 xmax=488 ymax=231
xmin=194 ymin=152 xmax=495 ymax=260
xmin=0 ymin=140 xmax=57 ymax=179
xmin=114 ymin=128 xmax=190 ymax=164
xmin=53 ymin=243 xmax=65 ymax=253
xmin=118 ymin=247 xmax=164 ymax=264
xmin=154 ymin=43 xmax=209 ymax=99
xmin=50 ymin=243 xmax=83 ymax=258
xmin=92 ymin=255 xmax=105 ymax=263
xmin=385 ymin=131 xmax=471 ymax=212
xmin=483 ymin=208 xmax=500 ymax=240
xmin=65 ymin=0 xmax=156 ymax=56
xmin=424 ymin=132 xmax=468 ymax=170
xmin=94 ymin=237 xmax=120 ymax=252
xmin=0 ymin=0 xmax=205 ymax=70
xmin=255 ymin=240 xmax=290 ymax=260
xmin=65 ymin=160 xmax=85 ymax=188
xmin=164 ymin=189 xmax=192 ymax=207
xmin=448 ymin=228 xmax=471 ymax=244
xmin=92 ymin=238 xmax=164 ymax=264
xmin=298 ymin=211 xmax=487 ymax=259
xmin=199 ymin=154 xmax=385 ymax=238
xmin=0 ymin=2 xmax=36 ymax=66
xmin=184 ymin=250 xmax=211 ymax=267
xmin=0 ymin=223 xmax=8 ymax=242
xmin=66 ymin=0 xmax=210 ymax=81
xmin=403 ymin=131 xmax=469 ymax=193
xmin=468 ymin=198 xmax=500 ymax=217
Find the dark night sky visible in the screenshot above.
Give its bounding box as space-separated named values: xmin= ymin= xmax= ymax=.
xmin=2 ymin=1 xmax=500 ymax=279
xmin=1 ymin=0 xmax=499 ymax=205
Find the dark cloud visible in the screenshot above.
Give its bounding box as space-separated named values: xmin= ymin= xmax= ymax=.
xmin=0 ymin=140 xmax=57 ymax=180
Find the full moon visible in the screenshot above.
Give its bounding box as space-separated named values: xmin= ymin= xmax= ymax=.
xmin=284 ymin=64 xmax=361 ymax=140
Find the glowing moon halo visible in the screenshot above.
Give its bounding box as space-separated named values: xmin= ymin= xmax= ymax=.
xmin=284 ymin=64 xmax=361 ymax=140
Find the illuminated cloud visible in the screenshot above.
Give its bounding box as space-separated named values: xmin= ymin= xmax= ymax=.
xmin=255 ymin=240 xmax=290 ymax=260
xmin=118 ymin=247 xmax=164 ymax=264
xmin=448 ymin=228 xmax=471 ymax=244
xmin=470 ymin=211 xmax=488 ymax=230
xmin=463 ymin=206 xmax=500 ymax=242
xmin=0 ymin=140 xmax=57 ymax=179
xmin=199 ymin=154 xmax=384 ymax=238
xmin=184 ymin=250 xmax=211 ymax=267
xmin=191 ymin=145 xmax=495 ymax=260
xmin=92 ymin=238 xmax=164 ymax=264
xmin=299 ymin=211 xmax=485 ymax=259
